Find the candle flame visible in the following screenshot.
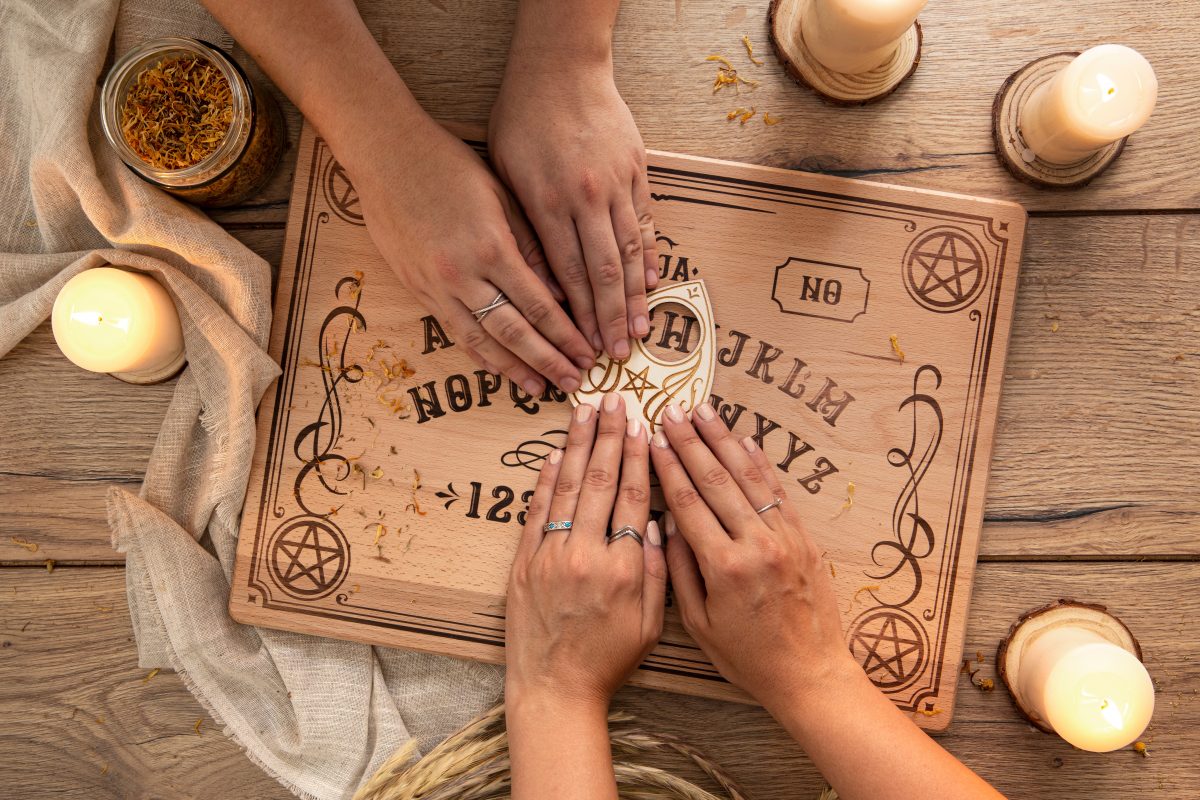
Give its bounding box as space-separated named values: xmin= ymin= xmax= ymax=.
xmin=71 ymin=309 xmax=131 ymax=332
xmin=1097 ymin=696 xmax=1127 ymax=730
xmin=1097 ymin=73 xmax=1119 ymax=101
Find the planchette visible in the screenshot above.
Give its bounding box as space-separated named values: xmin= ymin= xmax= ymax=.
xmin=569 ymin=280 xmax=716 ymax=432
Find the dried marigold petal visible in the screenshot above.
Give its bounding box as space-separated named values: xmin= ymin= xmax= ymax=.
xmin=742 ymin=35 xmax=765 ymax=66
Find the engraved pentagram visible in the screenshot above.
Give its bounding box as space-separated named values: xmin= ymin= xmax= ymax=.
xmin=620 ymin=364 xmax=658 ymax=401
xmin=324 ymin=160 xmax=365 ymax=225
xmin=903 ymin=227 xmax=988 ymax=313
xmin=848 ymin=609 xmax=928 ymax=691
xmin=267 ymin=517 xmax=350 ymax=600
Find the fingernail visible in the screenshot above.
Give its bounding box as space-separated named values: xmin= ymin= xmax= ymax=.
xmin=647 ymin=519 xmax=662 ymax=547
xmin=560 ymin=375 xmax=581 ymax=393
xmin=612 ymin=338 xmax=631 ymax=360
xmin=740 ymin=436 xmax=757 ymax=453
xmin=651 ymin=430 xmax=669 ymax=449
xmin=627 ymin=418 xmax=643 ymax=438
xmin=603 ymin=392 xmax=621 ymax=412
xmin=523 ymin=379 xmax=543 ymax=397
xmin=645 ymin=268 xmax=659 ymax=288
xmin=665 ymin=403 xmax=684 ymax=424
xmin=590 ymin=331 xmax=603 ymax=351
xmin=693 ymin=402 xmax=715 ymax=422
xmin=632 ymin=315 xmax=650 ymax=337
xmin=575 ymin=403 xmax=593 ymax=422
xmin=574 ymin=355 xmax=594 ymax=370
xmin=548 ymin=448 xmax=563 ymax=464
xmin=664 ymin=512 xmax=677 ymax=538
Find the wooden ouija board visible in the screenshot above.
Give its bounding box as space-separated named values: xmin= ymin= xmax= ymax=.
xmin=231 ymin=122 xmax=1026 ymax=729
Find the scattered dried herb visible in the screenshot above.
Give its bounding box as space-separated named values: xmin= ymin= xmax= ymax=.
xmin=142 ymin=668 xmax=160 ymax=685
xmin=763 ymin=111 xmax=782 ymax=126
xmin=1050 ymin=321 xmax=1060 ymax=333
xmin=917 ymin=708 xmax=943 ymax=717
xmin=741 ymin=35 xmax=765 ymax=66
xmin=44 ymin=559 xmax=56 ymax=573
xmin=841 ymin=482 xmax=855 ymax=512
xmin=9 ymin=537 xmax=38 ymax=553
xmin=120 ymin=55 xmax=233 ymax=171
xmin=194 ymin=718 xmax=204 ymax=735
xmin=890 ymin=334 xmax=906 ymax=363
xmin=1133 ymin=740 xmax=1149 ymax=757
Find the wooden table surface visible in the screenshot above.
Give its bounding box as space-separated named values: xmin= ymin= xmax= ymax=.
xmin=2 ymin=2 xmax=1197 ymax=798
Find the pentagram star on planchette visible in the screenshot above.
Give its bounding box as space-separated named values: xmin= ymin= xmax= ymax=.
xmin=277 ymin=524 xmax=344 ymax=591
xmin=620 ymin=364 xmax=658 ymax=402
xmin=911 ymin=233 xmax=982 ymax=304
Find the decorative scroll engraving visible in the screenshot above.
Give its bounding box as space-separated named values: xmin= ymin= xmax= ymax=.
xmin=291 ymin=275 xmax=367 ymax=516
xmin=501 ymin=429 xmax=569 ymax=471
xmin=851 ymin=365 xmax=943 ymax=691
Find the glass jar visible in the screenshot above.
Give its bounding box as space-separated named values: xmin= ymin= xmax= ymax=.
xmin=99 ymin=37 xmax=286 ymax=208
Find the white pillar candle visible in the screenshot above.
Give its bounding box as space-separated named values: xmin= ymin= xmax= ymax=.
xmin=1020 ymin=45 xmax=1158 ymax=165
xmin=801 ymin=0 xmax=927 ymax=75
xmin=51 ymin=267 xmax=184 ymax=378
xmin=1017 ymin=626 xmax=1154 ymax=752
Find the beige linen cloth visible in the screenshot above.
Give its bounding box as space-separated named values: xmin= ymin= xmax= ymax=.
xmin=0 ymin=1 xmax=502 ymax=797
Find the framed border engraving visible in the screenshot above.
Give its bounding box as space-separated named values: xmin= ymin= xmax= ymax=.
xmin=231 ymin=123 xmax=1026 ymax=729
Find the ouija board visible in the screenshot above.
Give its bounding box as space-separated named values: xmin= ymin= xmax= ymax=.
xmin=231 ymin=122 xmax=1026 ymax=729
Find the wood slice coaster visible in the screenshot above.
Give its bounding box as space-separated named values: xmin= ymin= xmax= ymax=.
xmin=996 ymin=599 xmax=1143 ymax=733
xmin=992 ymin=52 xmax=1128 ymax=189
xmin=768 ymin=0 xmax=922 ymax=106
xmin=110 ymin=350 xmax=186 ymax=385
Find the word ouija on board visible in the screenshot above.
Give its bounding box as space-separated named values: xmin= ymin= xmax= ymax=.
xmin=231 ymin=122 xmax=1026 ymax=730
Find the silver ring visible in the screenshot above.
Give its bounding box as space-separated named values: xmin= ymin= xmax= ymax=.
xmin=543 ymin=520 xmax=572 ymax=533
xmin=754 ymin=496 xmax=784 ymax=515
xmin=607 ymin=525 xmax=644 ymax=547
xmin=472 ymin=291 xmax=510 ymax=322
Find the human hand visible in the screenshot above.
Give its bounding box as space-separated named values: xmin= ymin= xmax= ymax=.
xmin=648 ymin=402 xmax=858 ymax=712
xmin=349 ymin=117 xmax=595 ymax=396
xmin=490 ymin=47 xmax=657 ymax=362
xmin=505 ymin=393 xmax=666 ymax=711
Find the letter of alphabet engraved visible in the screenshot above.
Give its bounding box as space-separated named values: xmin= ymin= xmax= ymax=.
xmin=570 ymin=280 xmax=716 ymax=432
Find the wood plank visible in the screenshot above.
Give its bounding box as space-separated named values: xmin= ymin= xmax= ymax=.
xmin=0 ymin=567 xmax=291 ymax=799
xmin=2 ymin=563 xmax=1195 ymax=798
xmin=205 ymin=0 xmax=1198 ymax=214
xmin=5 ymin=217 xmax=1196 ymax=563
xmin=210 ymin=0 xmax=1200 ymax=222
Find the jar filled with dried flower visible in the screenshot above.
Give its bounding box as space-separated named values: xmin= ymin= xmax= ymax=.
xmin=100 ymin=37 xmax=285 ymax=208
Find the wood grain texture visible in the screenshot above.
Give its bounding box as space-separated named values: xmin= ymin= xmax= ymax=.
xmin=5 ymin=218 xmax=1194 ymax=563
xmin=0 ymin=568 xmax=292 ymax=800
xmin=207 ymin=0 xmax=1200 ymax=216
xmin=3 ymin=564 xmax=1195 ymax=798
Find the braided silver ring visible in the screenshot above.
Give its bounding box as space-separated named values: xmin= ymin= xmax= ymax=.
xmin=754 ymin=496 xmax=784 ymax=515
xmin=607 ymin=525 xmax=644 ymax=547
xmin=472 ymin=291 xmax=510 ymax=322
xmin=543 ymin=520 xmax=573 ymax=533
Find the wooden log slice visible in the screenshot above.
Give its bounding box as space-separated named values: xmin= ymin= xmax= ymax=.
xmin=992 ymin=52 xmax=1128 ymax=189
xmin=768 ymin=0 xmax=922 ymax=106
xmin=996 ymin=598 xmax=1144 ymax=733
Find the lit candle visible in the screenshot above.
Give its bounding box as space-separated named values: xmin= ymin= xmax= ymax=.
xmin=51 ymin=267 xmax=185 ymax=381
xmin=1020 ymin=45 xmax=1158 ymax=165
xmin=800 ymin=0 xmax=927 ymax=75
xmin=1016 ymin=626 xmax=1154 ymax=752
